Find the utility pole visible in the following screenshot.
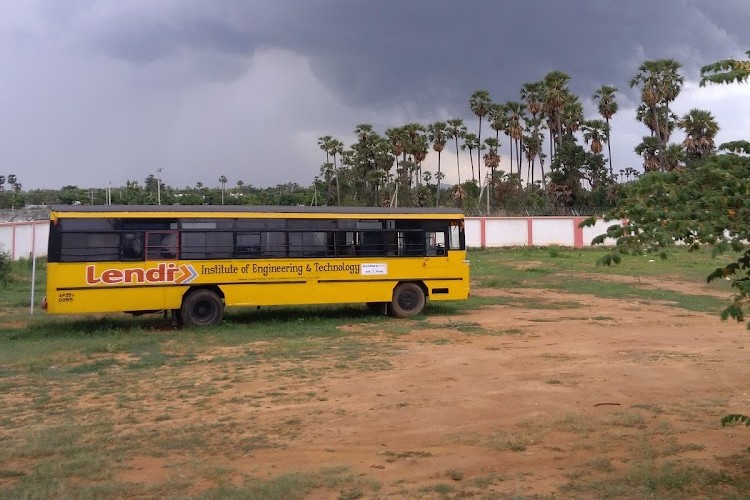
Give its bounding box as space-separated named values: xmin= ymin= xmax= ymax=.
xmin=157 ymin=168 xmax=163 ymax=205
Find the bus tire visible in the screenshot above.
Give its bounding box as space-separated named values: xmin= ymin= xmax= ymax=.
xmin=180 ymin=289 xmax=224 ymax=327
xmin=390 ymin=283 xmax=426 ymax=318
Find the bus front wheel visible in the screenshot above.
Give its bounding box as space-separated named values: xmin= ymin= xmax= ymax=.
xmin=390 ymin=283 xmax=426 ymax=318
xmin=180 ymin=289 xmax=224 ymax=327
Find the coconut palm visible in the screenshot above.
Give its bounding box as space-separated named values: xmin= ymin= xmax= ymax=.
xmin=469 ymin=90 xmax=492 ymax=186
xmin=679 ymin=108 xmax=720 ymax=161
xmin=447 ymin=119 xmax=467 ymax=185
xmin=592 ymin=85 xmax=618 ymax=174
xmin=427 ymin=121 xmax=449 ymax=206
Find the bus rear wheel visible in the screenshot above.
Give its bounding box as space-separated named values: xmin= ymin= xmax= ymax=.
xmin=390 ymin=283 xmax=426 ymax=318
xmin=180 ymin=289 xmax=224 ymax=327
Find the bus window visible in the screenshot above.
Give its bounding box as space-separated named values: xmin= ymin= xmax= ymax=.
xmin=263 ymin=232 xmax=287 ymax=257
xmin=181 ymin=231 xmax=233 ymax=259
xmin=289 ymin=232 xmax=329 ymax=257
xmin=449 ymin=223 xmax=462 ymax=250
xmin=426 ymin=231 xmax=447 ymax=256
xmin=236 ymin=232 xmax=262 ymax=257
xmin=121 ymin=232 xmax=144 ymax=261
xmin=146 ymin=231 xmax=178 ymax=260
xmin=60 ymin=232 xmax=120 ymax=262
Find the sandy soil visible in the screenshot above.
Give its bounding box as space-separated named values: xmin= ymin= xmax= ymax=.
xmin=108 ymin=283 xmax=750 ymax=498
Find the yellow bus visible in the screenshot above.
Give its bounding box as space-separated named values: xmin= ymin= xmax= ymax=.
xmin=43 ymin=205 xmax=470 ymax=326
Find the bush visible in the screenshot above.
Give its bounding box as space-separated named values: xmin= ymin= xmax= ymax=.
xmin=0 ymin=247 xmax=11 ymax=284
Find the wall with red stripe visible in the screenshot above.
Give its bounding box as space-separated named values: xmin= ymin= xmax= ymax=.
xmin=465 ymin=216 xmax=619 ymax=249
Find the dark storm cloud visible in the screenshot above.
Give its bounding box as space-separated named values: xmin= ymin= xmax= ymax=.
xmin=68 ymin=0 xmax=750 ymax=111
xmin=4 ymin=0 xmax=749 ymax=189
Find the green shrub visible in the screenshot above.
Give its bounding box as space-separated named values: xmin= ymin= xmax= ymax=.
xmin=0 ymin=247 xmax=11 ymax=284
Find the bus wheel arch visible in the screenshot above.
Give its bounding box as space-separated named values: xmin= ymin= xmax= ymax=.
xmin=180 ymin=286 xmax=225 ymax=327
xmin=390 ymin=281 xmax=427 ymax=318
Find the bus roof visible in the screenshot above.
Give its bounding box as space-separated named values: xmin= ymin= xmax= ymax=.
xmin=48 ymin=205 xmax=465 ymax=218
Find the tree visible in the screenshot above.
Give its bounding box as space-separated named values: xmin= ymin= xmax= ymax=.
xmin=680 ymin=108 xmax=720 ymax=162
xmin=482 ymin=137 xmax=500 ymax=209
xmin=581 ymin=119 xmax=608 ymax=155
xmin=542 ymin=71 xmax=571 ymax=154
xmin=504 ymin=101 xmax=525 ymax=178
xmin=589 ymin=152 xmax=750 ymax=326
xmin=447 ymin=119 xmax=467 ymax=185
xmin=218 ymin=175 xmax=228 ymax=205
xmin=592 ymin=85 xmax=619 ymax=175
xmin=700 ymin=50 xmax=750 ymax=86
xmin=630 ymin=59 xmax=685 ymax=171
xmin=469 ymin=90 xmax=492 ymax=187
xmin=460 ymin=133 xmax=480 ymax=184
xmin=427 ymin=121 xmax=449 ymax=206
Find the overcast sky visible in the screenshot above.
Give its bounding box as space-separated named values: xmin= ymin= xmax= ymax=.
xmin=1 ymin=0 xmax=749 ymax=190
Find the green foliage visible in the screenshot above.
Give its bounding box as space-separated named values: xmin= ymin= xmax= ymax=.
xmin=591 ymin=153 xmax=750 ymax=326
xmin=700 ymin=50 xmax=750 ymax=86
xmin=0 ymin=247 xmax=11 ymax=284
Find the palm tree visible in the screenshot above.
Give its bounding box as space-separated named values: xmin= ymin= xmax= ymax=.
xmin=236 ymin=179 xmax=244 ymax=194
xmin=581 ymin=119 xmax=608 ymax=154
xmin=520 ymin=81 xmax=544 ymax=118
xmin=218 ymin=175 xmax=228 ymax=205
xmin=679 ymin=108 xmax=720 ymax=161
xmin=402 ymin=123 xmax=427 ymax=186
xmin=630 ymin=59 xmax=685 ymax=171
xmin=385 ymin=126 xmax=407 ymax=201
xmin=460 ymin=133 xmax=480 ymax=183
xmin=504 ymin=101 xmax=525 ymax=178
xmin=318 ymin=135 xmax=334 ymax=164
xmin=330 ymin=138 xmax=344 ymax=205
xmin=634 ymin=137 xmax=661 ymax=172
xmin=560 ymin=95 xmax=584 ymax=136
xmin=446 ymin=119 xmax=467 ymax=185
xmin=469 ymin=90 xmax=492 ymax=186
xmin=522 ymin=121 xmax=545 ymax=185
xmin=542 ymin=71 xmax=571 ymax=154
xmin=427 ymin=121 xmax=448 ymax=206
xmin=482 ymin=137 xmax=500 ymax=209
xmin=592 ymin=85 xmax=618 ymax=174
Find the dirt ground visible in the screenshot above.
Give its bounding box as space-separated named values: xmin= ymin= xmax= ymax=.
xmin=108 ymin=281 xmax=750 ymax=498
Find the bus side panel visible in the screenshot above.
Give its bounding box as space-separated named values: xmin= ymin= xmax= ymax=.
xmin=46 ymin=263 xmax=169 ymax=314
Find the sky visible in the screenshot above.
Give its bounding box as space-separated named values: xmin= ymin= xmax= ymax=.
xmin=1 ymin=0 xmax=749 ymax=190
